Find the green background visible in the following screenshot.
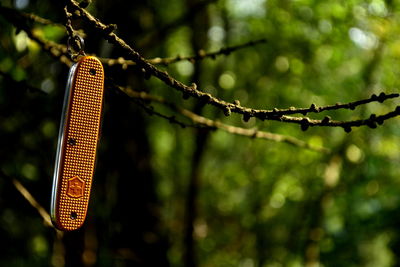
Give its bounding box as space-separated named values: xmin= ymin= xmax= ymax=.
xmin=1 ymin=0 xmax=400 ymax=266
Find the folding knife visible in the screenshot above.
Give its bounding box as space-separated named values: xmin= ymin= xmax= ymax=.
xmin=51 ymin=56 xmax=104 ymax=231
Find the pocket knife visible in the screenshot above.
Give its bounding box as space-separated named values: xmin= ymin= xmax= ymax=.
xmin=51 ymin=56 xmax=104 ymax=231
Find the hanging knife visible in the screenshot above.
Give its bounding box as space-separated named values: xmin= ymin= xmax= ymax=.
xmin=51 ymin=56 xmax=104 ymax=231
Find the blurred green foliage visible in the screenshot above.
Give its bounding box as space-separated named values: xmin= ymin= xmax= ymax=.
xmin=1 ymin=0 xmax=400 ymax=266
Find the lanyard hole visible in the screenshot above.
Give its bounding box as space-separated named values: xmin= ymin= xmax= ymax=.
xmin=70 ymin=212 xmax=78 ymax=220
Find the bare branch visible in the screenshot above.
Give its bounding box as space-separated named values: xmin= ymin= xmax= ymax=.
xmin=267 ymin=107 xmax=400 ymax=132
xmin=115 ymin=84 xmax=330 ymax=153
xmin=66 ymin=0 xmax=400 ymax=130
xmin=0 ymin=170 xmax=53 ymax=228
xmin=0 ymin=5 xmax=63 ymax=26
xmin=2 ymin=4 xmax=398 ymax=134
xmin=264 ymin=92 xmax=399 ymax=116
xmin=1 ymin=65 xmax=328 ymax=152
xmin=127 ymin=95 xmax=204 ymax=130
xmin=0 ymin=6 xmax=72 ymax=66
xmin=12 ymin=179 xmax=53 ymax=227
xmin=100 ymin=39 xmax=267 ymax=67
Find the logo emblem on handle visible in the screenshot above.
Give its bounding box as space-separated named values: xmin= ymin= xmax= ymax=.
xmin=67 ymin=176 xmax=85 ymax=198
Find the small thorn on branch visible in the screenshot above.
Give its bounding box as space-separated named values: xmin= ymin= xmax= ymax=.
xmin=369 ymin=114 xmax=376 ymax=121
xmin=378 ymin=92 xmax=386 ymax=103
xmin=322 ymin=116 xmax=331 ymax=124
xmin=310 ymin=103 xmax=317 ymax=112
xmin=243 ymin=113 xmax=251 ymax=122
xmin=343 ymin=126 xmax=352 ymax=133
xmin=367 ymin=121 xmax=377 ymax=128
xmin=104 ymin=23 xmax=117 ymax=34
xmin=367 ymin=114 xmax=377 ymax=128
xmin=223 ymin=107 xmax=231 ymax=117
xmin=200 ymin=93 xmax=212 ymax=105
xmin=300 ymin=118 xmax=310 ymax=131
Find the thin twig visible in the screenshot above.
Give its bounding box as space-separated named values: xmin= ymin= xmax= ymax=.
xmin=0 ymin=5 xmax=64 ymax=27
xmin=22 ymin=11 xmax=62 ymax=26
xmin=12 ymin=179 xmax=53 ymax=227
xmin=64 ymin=6 xmax=74 ymax=40
xmin=131 ymin=97 xmax=205 ymax=130
xmin=270 ymin=108 xmax=400 ymax=132
xmin=0 ymin=170 xmax=53 ymax=228
xmin=116 ymin=85 xmax=330 ymax=153
xmin=0 ymin=6 xmax=72 ymax=66
xmin=100 ymin=39 xmax=267 ymax=67
xmin=26 ymin=29 xmax=72 ymax=66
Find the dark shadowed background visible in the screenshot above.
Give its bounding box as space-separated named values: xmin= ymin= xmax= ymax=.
xmin=1 ymin=0 xmax=400 ymax=266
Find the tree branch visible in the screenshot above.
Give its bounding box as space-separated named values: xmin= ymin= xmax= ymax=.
xmin=0 ymin=170 xmax=53 ymax=228
xmin=114 ymin=84 xmax=330 ymax=153
xmin=0 ymin=5 xmax=72 ymax=66
xmin=66 ymin=0 xmax=400 ymax=131
xmin=270 ymin=107 xmax=400 ymax=132
xmin=100 ymin=39 xmax=267 ymax=67
xmin=2 ymin=4 xmax=398 ymax=134
xmin=0 ymin=5 xmax=63 ymax=26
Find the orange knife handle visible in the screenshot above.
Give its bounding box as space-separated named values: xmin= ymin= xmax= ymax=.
xmin=51 ymin=56 xmax=104 ymax=231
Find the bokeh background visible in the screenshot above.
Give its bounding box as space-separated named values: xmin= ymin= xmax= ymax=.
xmin=1 ymin=0 xmax=400 ymax=266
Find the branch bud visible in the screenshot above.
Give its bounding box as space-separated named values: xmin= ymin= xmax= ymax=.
xmin=322 ymin=116 xmax=331 ymax=124
xmin=310 ymin=103 xmax=317 ymax=112
xmin=378 ymin=92 xmax=386 ymax=103
xmin=343 ymin=126 xmax=352 ymax=133
xmin=223 ymin=107 xmax=231 ymax=116
xmin=200 ymin=93 xmax=212 ymax=105
xmin=243 ymin=113 xmax=251 ymax=122
xmin=367 ymin=122 xmax=377 ymax=128
xmin=300 ymin=118 xmax=309 ymax=131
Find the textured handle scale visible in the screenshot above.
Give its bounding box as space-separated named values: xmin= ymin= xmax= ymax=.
xmin=51 ymin=56 xmax=104 ymax=231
